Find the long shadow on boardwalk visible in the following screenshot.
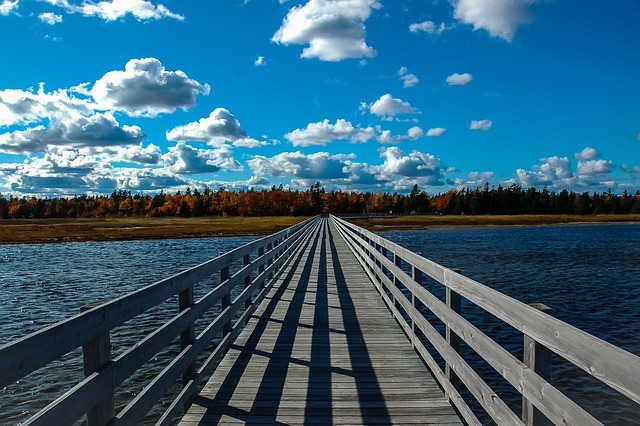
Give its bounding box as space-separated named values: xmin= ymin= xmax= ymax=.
xmin=186 ymin=220 xmax=393 ymax=424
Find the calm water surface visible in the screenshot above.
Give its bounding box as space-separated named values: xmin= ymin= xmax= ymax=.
xmin=1 ymin=224 xmax=639 ymax=424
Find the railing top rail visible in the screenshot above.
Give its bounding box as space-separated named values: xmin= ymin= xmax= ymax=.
xmin=0 ymin=215 xmax=319 ymax=389
xmin=331 ymin=215 xmax=640 ymax=408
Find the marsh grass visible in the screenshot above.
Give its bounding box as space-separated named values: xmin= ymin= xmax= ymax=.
xmin=1 ymin=214 xmax=638 ymax=244
xmin=349 ymin=214 xmax=640 ymax=231
xmin=0 ymin=216 xmax=310 ymax=244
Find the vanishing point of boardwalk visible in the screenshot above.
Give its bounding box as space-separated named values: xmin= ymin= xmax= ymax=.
xmin=180 ymin=218 xmax=462 ymax=425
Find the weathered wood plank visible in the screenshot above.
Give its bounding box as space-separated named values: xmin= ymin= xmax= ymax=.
xmin=179 ymin=218 xmax=462 ymax=426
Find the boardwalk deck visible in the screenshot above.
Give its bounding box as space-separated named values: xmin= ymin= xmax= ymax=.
xmin=180 ymin=218 xmax=462 ymax=425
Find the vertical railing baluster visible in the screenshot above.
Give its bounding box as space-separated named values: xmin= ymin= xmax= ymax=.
xmin=412 ymin=266 xmax=423 ymax=349
xmin=81 ymin=303 xmax=114 ymax=426
xmin=258 ymin=245 xmax=265 ymax=290
xmin=393 ymin=253 xmax=402 ymax=310
xmin=221 ymin=263 xmax=232 ymax=335
xmin=446 ymin=288 xmax=462 ymax=395
xmin=523 ymin=337 xmax=552 ymax=425
xmin=243 ymin=253 xmax=252 ymax=324
xmin=179 ymin=286 xmax=195 ymax=388
xmin=266 ymin=242 xmax=273 ymax=281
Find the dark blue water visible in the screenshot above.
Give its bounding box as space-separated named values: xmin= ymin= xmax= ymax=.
xmin=380 ymin=223 xmax=640 ymax=425
xmin=1 ymin=224 xmax=639 ymax=424
xmin=0 ymin=236 xmax=255 ymax=425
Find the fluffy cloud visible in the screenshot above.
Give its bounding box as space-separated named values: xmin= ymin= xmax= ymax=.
xmin=516 ymin=156 xmax=573 ymax=187
xmin=166 ymin=108 xmax=249 ymax=146
xmin=399 ymin=67 xmax=419 ymax=88
xmin=377 ymin=147 xmax=445 ymax=184
xmin=409 ymin=20 xmax=445 ymax=34
xmin=0 ymin=113 xmax=145 ymax=154
xmin=451 ymin=0 xmax=538 ymax=42
xmin=376 ymin=126 xmax=423 ymax=144
xmin=468 ymin=171 xmax=495 ymax=180
xmin=3 ymin=149 xmax=116 ymax=195
xmin=426 ymin=127 xmax=447 ymax=137
xmin=577 ymin=159 xmax=615 ymax=176
xmin=272 ymin=0 xmax=381 ymax=61
xmin=0 ymin=0 xmax=18 ymax=15
xmin=44 ymin=0 xmax=183 ymax=21
xmin=470 ymin=119 xmax=492 ymax=130
xmin=622 ymin=165 xmax=640 ymax=174
xmin=446 ymin=72 xmax=473 ymax=85
xmin=92 ymin=58 xmax=209 ymax=116
xmin=248 ymin=151 xmax=352 ymax=179
xmin=363 ymin=94 xmax=420 ymax=121
xmin=163 ymin=142 xmax=242 ymax=175
xmin=39 ymin=12 xmax=63 ymax=24
xmin=285 ymin=119 xmax=376 ymax=146
xmin=116 ymin=167 xmax=191 ymax=191
xmin=0 ymin=86 xmax=94 ymax=127
xmin=254 ymin=56 xmax=266 ymax=66
xmin=575 ymin=146 xmax=598 ymax=161
xmin=112 ymin=143 xmax=161 ymax=165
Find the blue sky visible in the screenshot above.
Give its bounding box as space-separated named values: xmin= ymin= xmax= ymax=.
xmin=0 ymin=0 xmax=638 ymax=196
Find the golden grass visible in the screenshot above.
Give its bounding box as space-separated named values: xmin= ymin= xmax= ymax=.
xmin=1 ymin=214 xmax=638 ymax=244
xmin=349 ymin=214 xmax=640 ymax=232
xmin=0 ymin=216 xmax=310 ymax=244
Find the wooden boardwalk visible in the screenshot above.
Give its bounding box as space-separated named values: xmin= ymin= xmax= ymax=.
xmin=180 ymin=218 xmax=462 ymax=425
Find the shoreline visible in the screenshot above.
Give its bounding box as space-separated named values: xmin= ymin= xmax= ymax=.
xmin=1 ymin=214 xmax=639 ymax=245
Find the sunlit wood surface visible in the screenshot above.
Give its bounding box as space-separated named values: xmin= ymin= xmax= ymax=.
xmin=180 ymin=218 xmax=462 ymax=425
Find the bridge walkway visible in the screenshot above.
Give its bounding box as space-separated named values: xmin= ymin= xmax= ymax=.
xmin=179 ymin=218 xmax=462 ymax=425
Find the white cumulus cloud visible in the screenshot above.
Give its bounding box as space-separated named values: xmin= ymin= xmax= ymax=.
xmin=446 ymin=72 xmax=473 ymax=85
xmin=166 ymin=108 xmax=249 ymax=146
xmin=409 ymin=20 xmax=445 ymax=34
xmin=577 ymin=159 xmax=615 ymax=176
xmin=163 ymin=142 xmax=242 ymax=175
xmin=39 ymin=12 xmax=63 ymax=24
xmin=426 ymin=127 xmax=447 ymax=137
xmin=399 ymin=67 xmax=419 ymax=88
xmin=254 ymin=56 xmax=266 ymax=66
xmin=0 ymin=0 xmax=18 ymax=16
xmin=470 ymin=119 xmax=492 ymax=130
xmin=248 ymin=151 xmax=352 ymax=180
xmin=575 ymin=146 xmax=598 ymax=161
xmin=451 ymin=0 xmax=538 ymax=42
xmin=363 ymin=94 xmax=420 ymax=121
xmin=44 ymin=0 xmax=183 ymax=21
xmin=92 ymin=58 xmax=210 ymax=116
xmin=272 ymin=0 xmax=381 ymax=61
xmin=285 ymin=119 xmax=376 ymax=146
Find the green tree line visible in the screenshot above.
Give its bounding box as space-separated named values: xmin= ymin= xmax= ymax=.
xmin=0 ymin=183 xmax=639 ymax=219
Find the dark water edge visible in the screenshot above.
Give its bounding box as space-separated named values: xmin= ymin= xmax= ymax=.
xmin=1 ymin=224 xmax=639 ymax=425
xmin=380 ymin=223 xmax=640 ymax=425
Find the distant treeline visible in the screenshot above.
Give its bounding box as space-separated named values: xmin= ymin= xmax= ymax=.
xmin=1 ymin=183 xmax=639 ymax=219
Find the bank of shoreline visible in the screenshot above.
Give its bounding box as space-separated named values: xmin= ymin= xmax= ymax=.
xmin=1 ymin=214 xmax=639 ymax=245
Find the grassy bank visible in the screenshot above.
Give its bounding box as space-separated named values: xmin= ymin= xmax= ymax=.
xmin=1 ymin=214 xmax=639 ymax=244
xmin=0 ymin=216 xmax=310 ymax=244
xmin=349 ymin=214 xmax=640 ymax=232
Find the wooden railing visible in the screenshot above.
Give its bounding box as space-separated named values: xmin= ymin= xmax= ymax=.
xmin=331 ymin=215 xmax=640 ymax=426
xmin=0 ymin=216 xmax=321 ymax=426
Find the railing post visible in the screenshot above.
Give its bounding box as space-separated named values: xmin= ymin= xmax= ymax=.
xmin=81 ymin=303 xmax=114 ymax=426
xmin=523 ymin=337 xmax=553 ymax=425
xmin=266 ymin=242 xmax=273 ymax=281
xmin=258 ymin=246 xmax=266 ymax=290
xmin=179 ymin=285 xmax=195 ymax=388
xmin=393 ymin=253 xmax=402 ymax=310
xmin=445 ymin=288 xmax=462 ymax=394
xmin=411 ymin=266 xmax=423 ymax=349
xmin=243 ymin=254 xmax=252 ymax=322
xmin=221 ymin=264 xmax=232 ymax=335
